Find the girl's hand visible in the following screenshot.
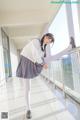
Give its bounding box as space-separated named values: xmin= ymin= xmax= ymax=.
xmin=43 ymin=64 xmax=48 ymax=69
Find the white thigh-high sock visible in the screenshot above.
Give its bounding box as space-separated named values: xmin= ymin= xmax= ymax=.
xmin=44 ymin=45 xmax=72 ymax=63
xmin=23 ymin=78 xmax=31 ymax=111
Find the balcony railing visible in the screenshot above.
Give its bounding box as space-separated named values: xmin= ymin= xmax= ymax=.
xmin=42 ymin=47 xmax=80 ymax=103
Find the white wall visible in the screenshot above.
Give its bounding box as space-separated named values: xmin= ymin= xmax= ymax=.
xmin=9 ymin=39 xmax=18 ymax=77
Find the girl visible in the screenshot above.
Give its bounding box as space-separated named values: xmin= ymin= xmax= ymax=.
xmin=16 ymin=33 xmax=75 ymax=119
xmin=16 ymin=33 xmax=54 ymax=119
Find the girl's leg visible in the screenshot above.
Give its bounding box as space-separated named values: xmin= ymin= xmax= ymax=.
xmin=23 ymin=78 xmax=31 ymax=111
xmin=44 ymin=45 xmax=72 ymax=63
xmin=23 ymin=78 xmax=32 ymax=119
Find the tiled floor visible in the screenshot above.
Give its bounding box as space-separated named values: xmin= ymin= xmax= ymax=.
xmin=0 ymin=76 xmax=80 ymax=120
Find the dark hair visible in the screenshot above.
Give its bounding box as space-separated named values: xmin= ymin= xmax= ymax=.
xmin=40 ymin=33 xmax=54 ymax=51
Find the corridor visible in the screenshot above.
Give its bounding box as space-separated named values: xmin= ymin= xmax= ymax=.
xmin=0 ymin=0 xmax=80 ymax=120
xmin=0 ymin=76 xmax=80 ymax=120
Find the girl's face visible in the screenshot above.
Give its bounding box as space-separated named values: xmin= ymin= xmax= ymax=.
xmin=43 ymin=36 xmax=52 ymax=44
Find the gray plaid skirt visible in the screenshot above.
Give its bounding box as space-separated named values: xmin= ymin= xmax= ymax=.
xmin=16 ymin=55 xmax=43 ymax=79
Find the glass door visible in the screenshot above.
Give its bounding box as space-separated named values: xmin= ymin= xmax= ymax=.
xmin=1 ymin=28 xmax=12 ymax=80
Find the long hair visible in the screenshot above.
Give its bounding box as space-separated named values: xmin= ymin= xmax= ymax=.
xmin=40 ymin=33 xmax=54 ymax=57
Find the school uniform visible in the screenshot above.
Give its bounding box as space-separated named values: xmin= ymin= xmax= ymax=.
xmin=16 ymin=38 xmax=73 ymax=113
xmin=16 ymin=39 xmax=45 ymax=79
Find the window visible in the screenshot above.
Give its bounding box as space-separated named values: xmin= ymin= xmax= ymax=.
xmin=71 ymin=2 xmax=80 ymax=47
xmin=49 ymin=4 xmax=69 ymax=55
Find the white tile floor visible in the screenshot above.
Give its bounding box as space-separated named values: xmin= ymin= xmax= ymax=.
xmin=0 ymin=76 xmax=79 ymax=120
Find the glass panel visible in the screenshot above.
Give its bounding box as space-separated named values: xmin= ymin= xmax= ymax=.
xmin=62 ymin=55 xmax=74 ymax=89
xmin=3 ymin=49 xmax=10 ymax=79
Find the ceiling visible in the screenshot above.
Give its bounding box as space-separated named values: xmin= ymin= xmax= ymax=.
xmin=0 ymin=0 xmax=61 ymax=49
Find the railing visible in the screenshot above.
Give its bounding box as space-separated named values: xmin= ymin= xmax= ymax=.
xmin=42 ymin=47 xmax=80 ymax=103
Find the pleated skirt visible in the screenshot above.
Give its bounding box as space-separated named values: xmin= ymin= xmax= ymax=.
xmin=16 ymin=55 xmax=43 ymax=79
